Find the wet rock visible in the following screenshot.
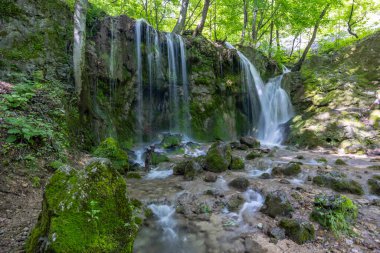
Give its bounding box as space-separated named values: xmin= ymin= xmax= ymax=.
xmin=240 ymin=136 xmax=260 ymax=148
xmin=272 ymin=162 xmax=301 ymax=176
xmin=244 ymin=237 xmax=268 ymax=253
xmin=204 ymin=172 xmax=218 ymax=182
xmin=259 ymin=173 xmax=271 ymax=179
xmin=229 ymin=177 xmax=250 ymax=191
xmin=246 ymin=151 xmax=263 ymax=160
xmin=173 ymin=159 xmax=202 ymax=180
xmin=26 ymin=159 xmax=140 ymax=252
xmin=269 ymin=227 xmax=286 ymax=240
xmin=368 ymin=175 xmax=380 ymax=195
xmin=204 ymin=142 xmax=232 ymax=173
xmin=313 ymin=171 xmax=364 ymax=195
xmin=160 ymin=133 xmax=182 ymax=149
xmin=151 ymin=152 xmax=170 ymax=165
xmin=279 ymin=218 xmax=315 ymax=244
xmin=296 ymin=155 xmax=304 ymax=159
xmin=334 ymin=158 xmax=347 ymax=165
xmin=230 ymin=156 xmax=245 ymax=170
xmin=261 ymin=191 xmax=293 ymax=218
xmin=226 ymin=193 xmax=245 ymax=211
xmin=279 ymin=179 xmax=290 ymax=184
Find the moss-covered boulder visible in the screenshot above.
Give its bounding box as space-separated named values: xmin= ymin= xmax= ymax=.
xmin=368 ymin=175 xmax=380 ymax=196
xmin=173 ymin=159 xmax=202 ymax=180
xmin=279 ymin=218 xmax=315 ymax=244
xmin=151 ymin=152 xmax=170 ymax=165
xmin=160 ymin=133 xmax=182 ymax=149
xmin=228 ymin=177 xmax=250 ymax=191
xmin=313 ymin=171 xmax=364 ymax=195
xmin=272 ymin=162 xmax=302 ymax=176
xmin=26 ymin=158 xmax=140 ymax=253
xmin=204 ymin=142 xmax=232 ymax=173
xmin=334 ymin=158 xmax=347 ymax=165
xmin=230 ymin=156 xmax=245 ymax=170
xmin=239 ymin=136 xmax=260 ymax=148
xmin=93 ymin=137 xmax=129 ymax=173
xmin=246 ymin=151 xmax=263 ymax=160
xmin=310 ymin=194 xmax=358 ymax=235
xmin=261 ymin=191 xmax=294 ymax=218
xmin=226 ymin=193 xmax=245 ymax=212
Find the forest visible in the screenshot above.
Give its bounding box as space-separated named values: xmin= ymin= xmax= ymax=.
xmin=0 ymin=0 xmax=379 ymax=252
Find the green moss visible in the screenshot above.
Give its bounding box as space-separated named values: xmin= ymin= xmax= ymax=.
xmin=160 ymin=134 xmax=182 ymax=149
xmin=173 ymin=159 xmax=201 ymax=180
xmin=204 ymin=142 xmax=232 ymax=173
xmin=310 ymin=194 xmax=358 ymax=236
xmin=0 ymin=1 xmax=25 ymax=20
xmin=26 ymin=160 xmax=140 ymax=252
xmin=279 ymin=218 xmax=315 ymax=244
xmin=151 ymin=152 xmax=170 ymax=165
xmin=335 ymin=159 xmax=347 ymax=165
xmin=313 ymin=173 xmax=363 ymax=195
xmin=49 ymin=160 xmax=64 ymax=171
xmin=230 ymin=156 xmax=245 ymax=170
xmin=93 ymin=137 xmax=129 ymax=173
xmin=316 ymin=157 xmax=328 ymax=164
xmin=246 ymin=151 xmax=263 ymax=160
xmin=126 ymin=172 xmax=142 ymax=179
xmin=368 ymin=177 xmax=380 ymax=196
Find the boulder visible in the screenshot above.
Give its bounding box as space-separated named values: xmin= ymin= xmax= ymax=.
xmin=227 ymin=193 xmax=245 ymax=211
xmin=230 ymin=156 xmax=245 ymax=170
xmin=204 ymin=172 xmax=218 ymax=182
xmin=368 ymin=175 xmax=380 ymax=196
xmin=26 ymin=159 xmax=140 ymax=252
xmin=173 ymin=159 xmax=202 ymax=180
xmin=259 ymin=173 xmax=271 ymax=179
xmin=268 ymin=227 xmax=286 ymax=240
xmin=313 ymin=171 xmax=364 ymax=195
xmin=229 ymin=177 xmax=250 ymax=191
xmin=279 ymin=218 xmax=315 ymax=244
xmin=160 ymin=133 xmax=182 ymax=149
xmin=204 ymin=142 xmax=232 ymax=173
xmin=246 ymin=151 xmax=263 ymax=160
xmin=272 ymin=162 xmax=301 ymax=177
xmin=93 ymin=137 xmax=129 ymax=173
xmin=334 ymin=158 xmax=347 ymax=165
xmin=240 ymin=136 xmax=260 ymax=148
xmin=261 ymin=191 xmax=293 ymax=218
xmin=151 ymin=152 xmax=170 ymax=165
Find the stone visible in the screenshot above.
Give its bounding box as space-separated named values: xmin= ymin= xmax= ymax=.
xmin=313 ymin=171 xmax=364 ymax=195
xmin=334 ymin=158 xmax=347 ymax=165
xmin=368 ymin=176 xmax=380 ymax=196
xmin=204 ymin=172 xmax=218 ymax=182
xmin=244 ymin=237 xmax=268 ymax=253
xmin=26 ymin=159 xmax=140 ymax=252
xmin=227 ymin=193 xmax=245 ymax=211
xmin=240 ymin=136 xmax=260 ymax=148
xmin=272 ymin=162 xmax=302 ymax=177
xmin=279 ymin=218 xmax=315 ymax=244
xmin=229 ymin=177 xmax=250 ymax=191
xmin=160 ymin=133 xmax=182 ymax=149
xmin=93 ymin=137 xmax=129 ymax=173
xmin=261 ymin=191 xmax=293 ymax=218
xmin=204 ymin=142 xmax=232 ymax=173
xmin=230 ymin=156 xmax=245 ymax=170
xmin=173 ymin=159 xmax=202 ymax=180
xmin=269 ymin=227 xmax=286 ymax=240
xmin=246 ymin=151 xmax=263 ymax=160
xmin=259 ymin=173 xmax=271 ymax=179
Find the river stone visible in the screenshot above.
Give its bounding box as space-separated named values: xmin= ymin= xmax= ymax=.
xmin=261 ymin=191 xmax=294 ymax=218
xmin=246 ymin=151 xmax=263 ymax=160
xmin=240 ymin=136 xmax=260 ymax=148
xmin=368 ymin=176 xmax=380 ymax=195
xmin=160 ymin=133 xmax=182 ymax=149
xmin=26 ymin=160 xmax=140 ymax=252
xmin=173 ymin=159 xmax=202 ymax=180
xmin=204 ymin=142 xmax=232 ymax=173
xmin=272 ymin=162 xmax=302 ymax=177
xmin=229 ymin=177 xmax=250 ymax=191
xmin=269 ymin=227 xmax=286 ymax=240
xmin=227 ymin=193 xmax=245 ymax=211
xmin=279 ymin=218 xmax=315 ymax=244
xmin=259 ymin=173 xmax=271 ymax=179
xmin=313 ymin=171 xmax=364 ymax=195
xmin=204 ymin=172 xmax=218 ymax=182
xmin=230 ymin=156 xmax=245 ymax=170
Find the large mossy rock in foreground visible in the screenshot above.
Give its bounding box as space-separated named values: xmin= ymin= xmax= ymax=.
xmin=26 ymin=159 xmax=140 ymax=253
xmin=204 ymin=142 xmax=232 ymax=173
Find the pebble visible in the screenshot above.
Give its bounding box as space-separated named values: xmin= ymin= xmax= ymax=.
xmin=256 ymin=223 xmax=263 ymax=229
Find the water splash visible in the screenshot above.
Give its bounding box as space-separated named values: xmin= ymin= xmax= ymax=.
xmin=238 ymin=189 xmax=264 ymax=222
xmin=148 ymin=204 xmax=177 ymax=241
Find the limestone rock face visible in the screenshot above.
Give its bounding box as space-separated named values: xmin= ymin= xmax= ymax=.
xmin=26 ymin=159 xmax=140 ymax=253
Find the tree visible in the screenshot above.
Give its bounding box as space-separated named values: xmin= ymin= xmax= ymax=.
xmin=173 ymin=0 xmax=190 ymax=34
xmin=193 ymin=0 xmax=211 ymax=36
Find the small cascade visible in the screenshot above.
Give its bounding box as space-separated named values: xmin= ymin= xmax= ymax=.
xmin=134 ymin=20 xmax=191 ymax=143
xmin=225 ymin=42 xmax=294 ymax=145
xmin=148 ymin=204 xmax=178 ymax=242
xmin=238 ymin=189 xmax=264 ymax=222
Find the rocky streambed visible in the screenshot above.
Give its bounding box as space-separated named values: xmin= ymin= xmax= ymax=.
xmin=127 ymin=137 xmax=380 ymax=253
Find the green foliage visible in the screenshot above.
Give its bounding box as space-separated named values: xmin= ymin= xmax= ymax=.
xmin=93 ymin=138 xmax=129 ymax=172
xmin=31 ymin=176 xmax=41 ymax=188
xmin=86 ymin=200 xmax=101 ymax=222
xmin=310 ymin=194 xmax=358 ymax=236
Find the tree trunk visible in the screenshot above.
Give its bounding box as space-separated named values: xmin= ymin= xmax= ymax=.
xmin=251 ymin=3 xmax=258 ymax=44
xmin=268 ymin=21 xmax=274 ymax=58
xmin=347 ymin=0 xmax=359 ymax=38
xmin=73 ymin=0 xmax=88 ymax=96
xmin=292 ymin=4 xmax=330 ymax=71
xmin=240 ymin=0 xmax=248 ymax=44
xmin=173 ymin=0 xmax=190 ymax=34
xmin=193 ymin=0 xmax=211 ymax=36
xmin=289 ymin=33 xmax=298 ymax=57
xmin=276 ymin=28 xmax=280 ymax=50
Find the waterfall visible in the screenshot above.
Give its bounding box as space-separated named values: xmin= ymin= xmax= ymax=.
xmin=73 ymin=0 xmax=88 ymax=96
xmin=148 ymin=204 xmax=178 ymax=242
xmin=134 ymin=20 xmax=191 ymax=142
xmin=225 ymin=43 xmax=294 ymax=145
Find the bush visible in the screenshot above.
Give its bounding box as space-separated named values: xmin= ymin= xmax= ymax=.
xmin=310 ymin=194 xmax=358 ymax=236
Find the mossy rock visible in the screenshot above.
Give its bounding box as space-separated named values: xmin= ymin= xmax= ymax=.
xmin=261 ymin=191 xmax=294 ymax=218
xmin=26 ymin=158 xmax=140 ymax=253
xmin=126 ymin=172 xmax=142 ymax=179
xmin=246 ymin=151 xmax=263 ymax=160
xmin=228 ymin=177 xmax=250 ymax=191
xmin=335 ymin=159 xmax=347 ymax=165
xmin=230 ymin=156 xmax=245 ymax=170
xmin=48 ymin=160 xmax=65 ymax=171
xmin=204 ymin=142 xmax=232 ymax=173
xmin=227 ymin=193 xmax=245 ymax=212
xmin=160 ymin=133 xmax=182 ymax=149
xmin=272 ymin=162 xmax=302 ymax=177
xmin=368 ymin=176 xmax=380 ymax=196
xmin=93 ymin=138 xmax=129 ymax=173
xmin=151 ymin=152 xmax=170 ymax=165
xmin=313 ymin=172 xmax=364 ymax=195
xmin=239 ymin=136 xmax=260 ymax=148
xmin=279 ymin=218 xmax=315 ymax=244
xmin=173 ymin=159 xmax=202 ymax=180
xmin=310 ymin=194 xmax=358 ymax=235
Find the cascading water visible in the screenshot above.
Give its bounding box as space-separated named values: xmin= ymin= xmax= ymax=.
xmin=225 ymin=42 xmax=294 ymax=145
xmin=134 ymin=20 xmax=191 ymax=143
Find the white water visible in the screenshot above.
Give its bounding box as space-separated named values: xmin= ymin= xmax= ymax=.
xmin=145 ymin=168 xmax=173 ymax=180
xmin=225 ymin=42 xmax=294 ymax=145
xmin=148 ymin=204 xmax=177 ymax=241
xmin=238 ymin=189 xmax=264 ymax=223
